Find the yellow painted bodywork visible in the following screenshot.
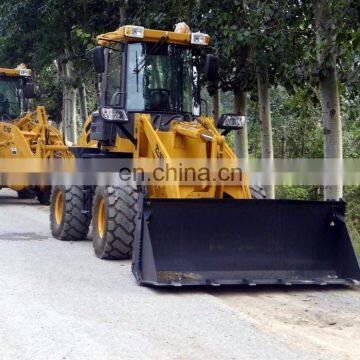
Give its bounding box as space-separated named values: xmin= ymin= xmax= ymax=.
xmin=78 ymin=116 xmax=97 ymax=147
xmin=0 ymin=106 xmax=71 ymax=159
xmin=0 ymin=64 xmax=32 ymax=77
xmin=54 ymin=190 xmax=64 ymax=224
xmin=0 ymin=106 xmax=72 ymax=192
xmin=132 ymin=114 xmax=251 ymax=199
xmin=97 ymin=198 xmax=106 ymax=238
xmin=97 ymin=26 xmax=210 ymax=47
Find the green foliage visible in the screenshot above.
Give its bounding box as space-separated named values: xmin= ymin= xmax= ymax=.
xmin=342 ymin=92 xmax=360 ymax=158
xmin=276 ymin=186 xmax=322 ymax=201
xmin=34 ymin=64 xmax=62 ymax=123
xmin=345 ymin=186 xmax=360 ymax=231
xmin=0 ymin=0 xmax=358 ymax=227
xmin=270 ymin=87 xmax=323 ymax=158
xmin=344 ymin=186 xmax=360 ymax=258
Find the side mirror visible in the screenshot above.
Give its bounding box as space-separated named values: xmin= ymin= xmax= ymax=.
xmin=24 ymin=83 xmax=36 ymax=99
xmin=93 ymin=46 xmax=105 ymax=74
xmin=217 ymin=114 xmax=246 ymax=132
xmin=204 ymin=54 xmax=219 ymax=82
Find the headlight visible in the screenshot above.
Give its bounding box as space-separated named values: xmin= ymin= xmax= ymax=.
xmin=124 ymin=25 xmax=144 ymax=38
xmin=218 ymin=114 xmax=247 ymax=130
xmin=100 ymin=107 xmax=128 ymax=122
xmin=191 ymin=32 xmax=209 ymax=46
xmin=19 ymin=69 xmax=31 ymax=77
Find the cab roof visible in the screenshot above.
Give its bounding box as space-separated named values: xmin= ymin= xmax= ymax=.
xmin=96 ymin=25 xmax=210 ymax=47
xmin=0 ymin=64 xmax=32 ymax=78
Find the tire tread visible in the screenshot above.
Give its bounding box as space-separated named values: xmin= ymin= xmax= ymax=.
xmin=93 ymin=184 xmax=138 ymax=260
xmin=50 ymin=186 xmax=91 ymax=240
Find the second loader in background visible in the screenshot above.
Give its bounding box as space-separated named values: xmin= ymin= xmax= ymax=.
xmin=0 ymin=64 xmax=71 ymax=204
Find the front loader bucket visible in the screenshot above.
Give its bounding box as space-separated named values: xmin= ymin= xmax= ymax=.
xmin=132 ymin=198 xmax=360 ymax=287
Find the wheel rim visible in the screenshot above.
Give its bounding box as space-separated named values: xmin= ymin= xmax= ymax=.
xmin=54 ymin=190 xmax=63 ymax=225
xmin=98 ymin=198 xmax=105 ymax=238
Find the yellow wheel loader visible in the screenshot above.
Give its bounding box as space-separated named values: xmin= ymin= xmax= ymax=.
xmin=0 ymin=65 xmax=71 ymax=204
xmin=50 ymin=25 xmax=360 ymax=286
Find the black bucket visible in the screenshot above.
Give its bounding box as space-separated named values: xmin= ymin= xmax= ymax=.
xmin=132 ymin=197 xmax=360 ymax=286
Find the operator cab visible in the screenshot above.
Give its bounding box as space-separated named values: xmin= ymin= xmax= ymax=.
xmin=0 ymin=65 xmax=35 ymax=121
xmin=91 ymin=25 xmax=216 ymax=145
xmin=91 ymin=24 xmax=243 ymax=147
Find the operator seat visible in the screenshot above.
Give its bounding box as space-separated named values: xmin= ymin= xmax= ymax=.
xmin=148 ymin=89 xmax=170 ymax=111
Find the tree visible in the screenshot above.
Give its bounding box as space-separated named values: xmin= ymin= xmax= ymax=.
xmin=233 ymin=90 xmax=249 ymax=159
xmin=312 ymin=0 xmax=360 ymax=200
xmin=257 ymin=67 xmax=274 ymax=197
xmin=194 ymin=1 xmax=312 ymax=198
xmin=314 ymin=1 xmax=343 ymax=199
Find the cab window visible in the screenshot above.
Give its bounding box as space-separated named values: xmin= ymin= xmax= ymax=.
xmin=105 ymin=45 xmax=122 ymax=106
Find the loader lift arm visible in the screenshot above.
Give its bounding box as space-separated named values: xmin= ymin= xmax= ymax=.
xmin=133 ymin=113 xmax=251 ymax=199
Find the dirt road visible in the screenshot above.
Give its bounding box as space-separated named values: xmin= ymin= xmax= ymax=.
xmin=0 ymin=189 xmax=359 ymax=360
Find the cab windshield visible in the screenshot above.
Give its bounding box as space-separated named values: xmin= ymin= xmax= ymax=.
xmin=0 ymin=76 xmax=24 ymax=120
xmin=126 ymin=43 xmax=200 ymax=114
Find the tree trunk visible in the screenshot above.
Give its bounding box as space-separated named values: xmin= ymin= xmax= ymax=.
xmin=64 ymin=87 xmax=72 ymax=143
xmin=301 ymin=124 xmax=306 ymax=157
xmin=120 ymin=1 xmax=128 ymax=24
xmin=78 ymin=82 xmax=88 ymax=125
xmin=151 ymin=58 xmax=162 ymax=88
xmin=233 ymin=90 xmax=248 ymax=159
xmin=57 ymin=54 xmax=79 ymax=144
xmin=59 ymin=61 xmax=76 ymax=144
xmin=257 ymin=67 xmax=275 ymax=199
xmin=62 ymin=88 xmax=68 ymax=141
xmin=280 ymin=126 xmax=286 ymax=159
xmin=59 ymin=62 xmax=68 ymax=142
xmin=211 ymin=88 xmax=220 ymax=120
xmin=69 ymin=87 xmax=78 ymax=144
xmin=54 ymin=60 xmax=65 ymax=137
xmin=94 ymin=75 xmax=101 ymax=106
xmin=64 ymin=54 xmax=78 ymax=144
xmin=315 ymin=0 xmax=343 ymax=200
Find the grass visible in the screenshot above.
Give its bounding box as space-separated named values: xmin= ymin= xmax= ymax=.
xmin=348 ymin=219 xmax=360 ymax=262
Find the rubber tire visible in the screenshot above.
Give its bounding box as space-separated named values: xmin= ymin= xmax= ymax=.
xmin=50 ymin=185 xmax=91 ymax=240
xmin=37 ymin=187 xmax=51 ymax=205
xmin=250 ymin=185 xmax=267 ymax=199
xmin=92 ymin=185 xmax=138 ymax=260
xmin=17 ymin=188 xmax=36 ymax=199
